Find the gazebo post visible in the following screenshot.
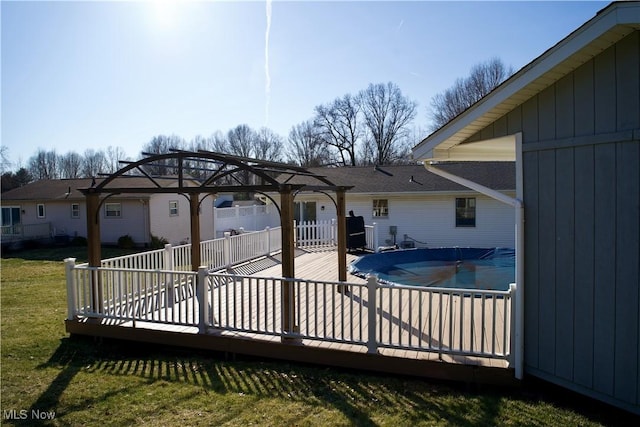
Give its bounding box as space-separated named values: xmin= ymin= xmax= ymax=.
xmin=189 ymin=193 xmax=201 ymax=272
xmin=86 ymin=192 xmax=102 ymax=313
xmin=336 ymin=188 xmax=348 ymax=288
xmin=280 ymin=185 xmax=296 ymax=337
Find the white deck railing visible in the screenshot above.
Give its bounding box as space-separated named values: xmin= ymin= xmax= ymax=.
xmin=96 ymin=227 xmax=283 ymax=271
xmin=65 ymin=259 xmax=515 ymax=361
xmin=294 ymin=220 xmax=378 ymax=251
xmin=95 ymin=221 xmax=374 ymax=272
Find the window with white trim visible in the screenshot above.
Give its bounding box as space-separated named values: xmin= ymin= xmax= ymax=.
xmin=169 ymin=200 xmax=179 ymax=216
xmin=105 ymin=203 xmax=122 ymax=218
xmin=372 ymin=199 xmax=388 ymax=218
xmin=71 ymin=203 xmax=80 ymax=219
xmin=37 ymin=204 xmax=46 ymax=218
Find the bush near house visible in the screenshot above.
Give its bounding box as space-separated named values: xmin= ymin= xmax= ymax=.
xmin=117 ymin=234 xmax=135 ymax=249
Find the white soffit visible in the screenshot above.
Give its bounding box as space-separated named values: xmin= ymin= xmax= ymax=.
xmin=428 ymin=135 xmax=516 ymax=162
xmin=412 ymin=2 xmax=640 ymax=162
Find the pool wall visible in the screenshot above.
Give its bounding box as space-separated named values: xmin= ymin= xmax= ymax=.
xmin=349 ymin=247 xmax=515 ymax=290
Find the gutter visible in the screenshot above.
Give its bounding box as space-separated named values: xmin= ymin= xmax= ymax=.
xmin=422 ymin=133 xmax=525 ymax=380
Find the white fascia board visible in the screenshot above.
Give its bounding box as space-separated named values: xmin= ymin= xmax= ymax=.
xmin=412 ymin=2 xmax=639 ymax=162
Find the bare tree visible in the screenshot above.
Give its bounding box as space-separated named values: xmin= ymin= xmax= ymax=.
xmin=82 ymin=149 xmax=107 ymax=177
xmin=60 ymin=151 xmax=83 ymax=178
xmin=254 ymin=127 xmax=284 ymax=162
xmin=287 ymin=121 xmax=332 ymax=167
xmin=28 ymin=149 xmax=60 ymax=180
xmin=206 ymin=131 xmax=229 ymax=153
xmin=227 ymin=124 xmax=256 ymax=158
xmin=141 ymin=134 xmax=185 ymax=175
xmin=314 ymin=94 xmax=361 ymax=166
xmin=105 ymin=146 xmax=129 ymax=173
xmin=358 ymin=82 xmax=417 ymax=165
xmin=1 ymin=146 xmax=11 ymax=174
xmin=429 ymin=57 xmax=513 ymax=130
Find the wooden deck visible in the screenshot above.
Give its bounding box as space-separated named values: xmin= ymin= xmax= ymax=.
xmin=66 ymin=248 xmax=516 ymax=386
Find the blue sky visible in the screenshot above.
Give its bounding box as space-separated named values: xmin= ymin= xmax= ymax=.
xmin=1 ymin=0 xmax=608 ymax=167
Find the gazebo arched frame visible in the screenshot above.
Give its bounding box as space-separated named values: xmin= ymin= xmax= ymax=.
xmin=79 ymin=150 xmax=352 ymax=334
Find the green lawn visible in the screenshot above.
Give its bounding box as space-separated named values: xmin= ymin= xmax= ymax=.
xmin=0 ymin=250 xmax=633 ymax=426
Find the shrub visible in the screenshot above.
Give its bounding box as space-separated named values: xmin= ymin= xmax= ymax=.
xmin=70 ymin=236 xmax=88 ymax=246
xmin=117 ymin=234 xmax=135 ymax=249
xmin=150 ymin=235 xmax=168 ymax=249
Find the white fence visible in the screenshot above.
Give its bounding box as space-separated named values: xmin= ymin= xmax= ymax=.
xmin=214 ymin=205 xmax=279 ymax=236
xmin=66 ymin=260 xmax=515 ymax=361
xmin=97 ymin=227 xmax=283 ymax=272
xmin=1 ymin=222 xmax=52 ymax=242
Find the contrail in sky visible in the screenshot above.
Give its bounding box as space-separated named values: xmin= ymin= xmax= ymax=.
xmin=264 ymin=0 xmax=272 ymax=126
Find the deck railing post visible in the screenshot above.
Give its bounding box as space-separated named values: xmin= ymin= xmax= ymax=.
xmin=65 ymin=258 xmax=77 ymax=320
xmin=367 ymin=275 xmax=378 ymax=354
xmin=223 ymin=232 xmax=231 ymax=268
xmin=372 ymin=222 xmax=378 ymax=251
xmin=164 ymin=243 xmax=173 ymax=270
xmin=265 ymin=226 xmax=271 ymax=256
xmin=197 ymin=266 xmax=208 ymax=333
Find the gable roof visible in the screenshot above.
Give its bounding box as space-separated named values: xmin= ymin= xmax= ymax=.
xmin=1 ymin=177 xmax=179 ymax=202
xmin=281 ymin=163 xmax=514 ymax=194
xmin=412 ymin=1 xmax=640 ymax=161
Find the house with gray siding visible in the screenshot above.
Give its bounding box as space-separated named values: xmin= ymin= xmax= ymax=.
xmin=412 ymin=1 xmax=639 ymax=414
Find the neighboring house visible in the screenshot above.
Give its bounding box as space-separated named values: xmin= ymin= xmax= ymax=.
xmin=280 ymin=162 xmax=516 ymax=249
xmin=412 ymin=1 xmax=639 ymax=414
xmin=1 ymin=177 xmax=217 ymax=247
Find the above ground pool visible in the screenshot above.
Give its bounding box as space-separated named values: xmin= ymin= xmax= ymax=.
xmin=349 ymin=247 xmax=515 ymax=291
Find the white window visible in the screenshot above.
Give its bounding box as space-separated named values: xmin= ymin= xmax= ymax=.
xmin=372 ymin=199 xmax=388 ymax=217
xmin=37 ymin=204 xmax=46 ymax=218
xmin=169 ymin=200 xmax=179 ymax=216
xmin=71 ymin=203 xmax=80 ymax=219
xmin=105 ymin=203 xmax=122 ymax=218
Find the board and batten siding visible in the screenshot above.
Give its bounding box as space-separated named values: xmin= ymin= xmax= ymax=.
xmin=301 ymin=193 xmax=515 ymax=249
xmin=466 ymin=31 xmax=640 ymax=413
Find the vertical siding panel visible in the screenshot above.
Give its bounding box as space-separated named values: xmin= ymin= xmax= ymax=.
xmin=594 ymin=45 xmax=617 ymax=134
xmin=573 ymin=59 xmax=595 ymax=137
xmin=614 ymin=141 xmax=639 ymax=404
xmin=493 ymin=115 xmax=508 ymax=138
xmin=538 ymin=150 xmax=556 ymax=374
xmin=573 ymin=145 xmax=595 ymax=388
xmin=507 ymin=105 xmax=523 ymax=135
xmin=555 ymin=147 xmax=575 ymax=380
xmin=480 ymin=122 xmax=495 ymax=141
xmin=555 ymin=74 xmax=575 ymax=139
xmin=522 ymin=96 xmax=539 ymax=144
xmin=615 ymin=32 xmax=640 ymax=131
xmin=593 ymin=144 xmax=616 ymax=395
xmin=524 ymin=151 xmax=540 ymax=370
xmin=538 ymin=86 xmax=556 ymax=141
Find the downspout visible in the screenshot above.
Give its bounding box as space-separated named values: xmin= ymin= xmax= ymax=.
xmin=423 ymin=132 xmax=524 ymax=380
